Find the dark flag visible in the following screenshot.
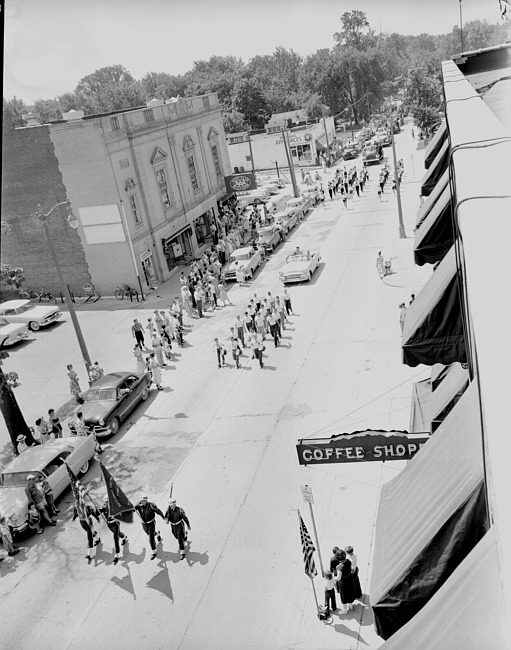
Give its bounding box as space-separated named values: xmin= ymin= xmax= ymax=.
xmin=299 ymin=514 xmax=317 ymax=578
xmin=100 ymin=462 xmax=135 ymax=523
xmin=65 ymin=463 xmax=89 ymax=523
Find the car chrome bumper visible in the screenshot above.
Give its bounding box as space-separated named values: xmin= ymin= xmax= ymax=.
xmin=86 ymin=424 xmax=112 ymax=439
xmin=41 ymin=312 xmax=61 ymax=326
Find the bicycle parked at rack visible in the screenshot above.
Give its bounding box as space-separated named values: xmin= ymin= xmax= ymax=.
xmin=114 ymin=283 xmax=138 ymax=300
xmin=19 ymin=288 xmax=40 ymax=302
xmin=38 ymin=288 xmax=56 ymax=303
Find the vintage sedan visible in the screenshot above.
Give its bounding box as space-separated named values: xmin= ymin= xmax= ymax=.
xmin=80 ymin=371 xmax=152 ymax=438
xmin=274 ymin=210 xmax=298 ymax=235
xmin=343 ymin=144 xmax=360 ymax=160
xmin=0 ymin=299 xmax=61 ymax=331
xmin=256 ymin=225 xmax=282 ymax=254
xmin=286 ymin=196 xmax=311 ymax=219
xmin=0 ymin=317 xmax=29 ymax=346
xmin=224 ymin=246 xmax=264 ymax=282
xmin=279 ymin=249 xmax=321 ymax=284
xmin=0 ymin=436 xmax=96 ymax=535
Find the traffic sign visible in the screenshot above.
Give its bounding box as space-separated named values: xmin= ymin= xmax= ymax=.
xmin=301 ymin=484 xmax=314 ymax=504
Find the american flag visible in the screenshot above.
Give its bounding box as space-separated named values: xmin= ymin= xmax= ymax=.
xmin=299 ymin=514 xmax=317 ymax=578
xmin=65 ymin=463 xmax=89 ymax=523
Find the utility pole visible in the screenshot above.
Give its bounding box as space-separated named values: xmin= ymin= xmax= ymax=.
xmin=321 ymin=110 xmax=330 ymax=165
xmin=119 ymin=200 xmax=145 ymax=300
xmin=281 ymin=128 xmax=299 ymax=198
xmin=389 ymin=116 xmax=406 ymax=239
xmin=459 ymin=0 xmax=464 ymax=51
xmin=246 ymin=130 xmax=255 ymax=173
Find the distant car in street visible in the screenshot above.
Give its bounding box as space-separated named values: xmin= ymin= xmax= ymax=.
xmin=286 ymin=196 xmax=311 ymax=220
xmin=256 ymin=225 xmax=282 ymax=254
xmin=0 ymin=436 xmax=96 ymax=535
xmin=363 ymin=142 xmax=383 ymax=165
xmin=80 ymin=371 xmax=153 ymax=438
xmin=274 ymin=210 xmax=298 ymax=235
xmin=343 ymin=143 xmax=360 ymax=160
xmin=0 ymin=300 xmax=61 ymax=331
xmin=0 ymin=317 xmax=29 ymax=346
xmin=279 ymin=249 xmax=322 ymax=284
xmin=224 ymin=246 xmax=264 ymax=281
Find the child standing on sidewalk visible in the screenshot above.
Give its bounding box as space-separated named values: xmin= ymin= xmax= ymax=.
xmin=324 ymin=571 xmax=337 ymax=612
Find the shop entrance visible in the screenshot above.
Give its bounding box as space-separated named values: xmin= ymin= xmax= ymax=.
xmin=163 ymin=227 xmax=193 ymax=272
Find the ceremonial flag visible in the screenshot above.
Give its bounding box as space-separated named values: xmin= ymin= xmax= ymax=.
xmin=65 ymin=463 xmax=89 ymax=522
xmin=100 ymin=462 xmax=135 ymax=523
xmin=299 ymin=514 xmax=317 ymax=578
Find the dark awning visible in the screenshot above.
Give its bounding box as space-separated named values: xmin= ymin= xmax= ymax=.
xmin=378 ymin=529 xmax=505 ymax=649
xmin=414 ymin=185 xmax=454 ymax=266
xmin=402 ymin=246 xmax=467 ymax=367
xmin=421 ymin=140 xmax=449 ymax=197
xmin=409 ymin=378 xmax=432 ymax=433
xmin=370 ymin=383 xmax=488 ymax=640
xmin=416 ymin=170 xmax=449 ymax=228
xmin=424 ymin=122 xmax=447 ymax=169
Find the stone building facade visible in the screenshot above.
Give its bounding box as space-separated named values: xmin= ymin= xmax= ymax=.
xmin=1 ymin=93 xmax=232 ymax=296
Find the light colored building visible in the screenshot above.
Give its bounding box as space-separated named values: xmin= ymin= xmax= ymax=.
xmin=51 ymin=94 xmax=232 ymax=294
xmin=226 ymin=117 xmax=336 ymax=172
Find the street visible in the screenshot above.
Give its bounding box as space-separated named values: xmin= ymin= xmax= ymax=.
xmin=0 ymin=122 xmax=431 ymax=650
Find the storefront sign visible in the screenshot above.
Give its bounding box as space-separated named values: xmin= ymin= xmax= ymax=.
xmin=296 ymin=430 xmax=430 ymax=465
xmin=275 ymin=132 xmax=313 ymax=146
xmin=224 ymin=173 xmax=257 ymax=193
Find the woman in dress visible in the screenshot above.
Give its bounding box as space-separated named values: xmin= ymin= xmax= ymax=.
xmin=181 ymin=286 xmax=194 ymax=318
xmin=149 ymin=353 xmax=163 ymax=390
xmin=218 ymin=282 xmax=231 ymax=306
xmin=335 ymin=549 xmax=356 ymax=614
xmin=67 ymin=364 xmax=84 ymax=404
xmin=153 ymin=310 xmax=163 ymax=335
xmin=133 ymin=344 xmax=145 ymax=372
xmin=151 ymin=333 xmax=166 ymax=367
xmin=345 ymin=545 xmax=363 ymax=600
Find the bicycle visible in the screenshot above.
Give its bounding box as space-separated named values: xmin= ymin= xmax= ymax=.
xmin=114 ymin=283 xmax=138 ymax=300
xmin=19 ymin=287 xmax=40 ymax=302
xmin=39 ymin=288 xmax=56 ymax=303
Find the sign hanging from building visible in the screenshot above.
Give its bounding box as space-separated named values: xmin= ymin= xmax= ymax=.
xmin=296 ymin=430 xmax=430 ymax=465
xmin=224 ymin=173 xmax=257 ymax=193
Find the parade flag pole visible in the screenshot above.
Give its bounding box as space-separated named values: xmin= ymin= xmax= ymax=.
xmin=301 ymin=485 xmax=325 ymax=577
xmin=298 ymin=510 xmax=320 ymax=613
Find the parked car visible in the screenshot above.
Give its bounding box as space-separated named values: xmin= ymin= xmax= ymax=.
xmin=0 ymin=300 xmax=61 ymax=332
xmin=80 ymin=371 xmax=153 ymax=438
xmin=256 ymin=225 xmax=282 ymax=254
xmin=274 ymin=210 xmax=298 ymax=235
xmin=286 ymin=196 xmax=310 ymax=219
xmin=279 ymin=249 xmax=322 ymax=284
xmin=0 ymin=317 xmax=29 ymax=346
xmin=224 ymin=246 xmax=264 ymax=281
xmin=261 ymin=182 xmax=279 ymax=195
xmin=301 ymin=184 xmax=320 ymax=205
xmin=343 ymin=144 xmax=360 ymax=160
xmin=0 ymin=436 xmax=96 ymax=535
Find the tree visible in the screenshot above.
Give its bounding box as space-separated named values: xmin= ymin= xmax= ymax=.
xmin=57 ymin=92 xmax=80 ymax=112
xmin=184 ymin=56 xmax=245 ymax=108
xmin=3 ymin=96 xmax=27 ymax=128
xmin=33 ymin=98 xmax=63 ymax=123
xmin=334 ymin=10 xmax=376 ymax=50
xmin=0 ymin=343 xmax=37 ymax=454
xmin=302 ymin=93 xmax=329 ymax=121
xmin=405 ymin=60 xmax=443 ymax=133
xmin=140 ymin=72 xmax=187 ymax=101
xmin=222 ymin=109 xmax=247 ymax=134
xmin=74 ymin=65 xmax=145 ymax=114
xmin=231 ymin=78 xmax=270 ymax=129
xmin=0 ymin=264 xmax=25 ymax=289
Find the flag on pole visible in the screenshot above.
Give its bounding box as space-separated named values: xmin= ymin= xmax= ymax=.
xmin=100 ymin=462 xmax=135 ymax=523
xmin=65 ymin=463 xmax=89 ymax=523
xmin=299 ymin=513 xmax=318 ymax=578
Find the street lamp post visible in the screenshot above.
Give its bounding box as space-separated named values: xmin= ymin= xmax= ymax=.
xmin=459 ymin=0 xmax=464 ymax=52
xmin=389 ymin=114 xmax=406 ymax=239
xmin=37 ymin=201 xmax=92 ymax=373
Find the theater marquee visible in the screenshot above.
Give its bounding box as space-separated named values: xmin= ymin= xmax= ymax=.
xmin=296 ymin=430 xmax=430 ymax=465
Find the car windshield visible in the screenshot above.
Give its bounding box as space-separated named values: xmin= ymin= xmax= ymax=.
xmin=1 ymin=471 xmax=44 ymax=487
xmin=0 ymin=318 xmax=10 ymax=326
xmin=84 ymin=388 xmax=117 ymax=401
xmin=287 ymin=253 xmax=311 ymax=263
xmin=15 ymin=304 xmax=35 ymax=314
xmin=231 ymin=253 xmax=250 ymax=262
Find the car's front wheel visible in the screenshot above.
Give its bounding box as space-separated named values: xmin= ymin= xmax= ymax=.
xmin=79 ymin=460 xmax=90 ymax=475
xmin=309 ymin=271 xmax=313 ymax=282
xmin=29 ymin=321 xmax=40 ymax=331
xmin=140 ymin=387 xmax=149 ymax=401
xmin=109 ymin=417 xmax=120 ymax=435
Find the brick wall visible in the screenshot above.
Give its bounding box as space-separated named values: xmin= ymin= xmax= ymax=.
xmin=1 ymin=125 xmax=92 ymax=296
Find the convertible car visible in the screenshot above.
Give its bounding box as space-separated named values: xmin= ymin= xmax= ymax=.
xmin=0 ymin=436 xmax=96 ymax=535
xmin=279 ymin=249 xmax=322 ymax=284
xmin=80 ymin=371 xmax=152 ymax=438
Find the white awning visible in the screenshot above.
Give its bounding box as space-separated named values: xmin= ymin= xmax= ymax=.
xmin=370 ymin=381 xmax=483 ymax=606
xmin=409 ymin=378 xmax=432 ymax=433
xmin=416 ymin=170 xmax=449 ymax=228
xmin=414 ymin=184 xmax=453 ymax=266
xmin=424 ymin=121 xmax=447 ymax=169
xmin=378 ymin=528 xmax=507 ymax=649
xmin=402 ymin=245 xmax=466 ymax=367
xmin=421 ymin=140 xmax=449 ymax=196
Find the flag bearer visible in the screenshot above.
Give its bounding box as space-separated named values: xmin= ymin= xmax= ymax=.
xmin=101 ymin=495 xmax=128 ymax=565
xmin=73 ymin=504 xmax=100 ymax=564
xmin=164 ymin=498 xmax=191 ymax=560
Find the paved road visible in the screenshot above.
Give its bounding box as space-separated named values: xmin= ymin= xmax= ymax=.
xmin=0 ymin=122 xmax=431 ymax=650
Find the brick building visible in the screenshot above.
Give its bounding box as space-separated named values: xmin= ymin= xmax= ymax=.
xmin=1 ymin=93 xmax=232 ymax=296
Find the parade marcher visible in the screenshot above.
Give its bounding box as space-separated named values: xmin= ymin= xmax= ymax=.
xmin=101 ymin=495 xmax=128 ymax=564
xmin=67 ymin=364 xmax=84 ymax=404
xmin=0 ymin=516 xmax=20 ymax=555
xmin=25 ymin=475 xmax=56 ymax=528
xmin=213 ymin=338 xmax=227 ymax=368
xmin=267 ymin=310 xmax=280 ymax=348
xmin=283 ymin=288 xmax=294 ymax=316
xmin=376 ymin=251 xmax=384 ymax=279
xmin=164 ymin=498 xmax=191 ymax=560
xmin=135 ymin=496 xmax=164 ymax=560
xmin=229 ymin=336 xmax=242 ymax=369
xmin=194 ymin=286 xmax=204 ymax=318
xmin=73 ymin=502 xmax=101 ymax=564
xmin=131 ymin=319 xmax=146 ymax=348
xmin=235 ymin=314 xmax=246 ymax=347
xmin=149 ymin=354 xmax=163 ymax=390
xmin=48 ymin=408 xmax=63 ymax=438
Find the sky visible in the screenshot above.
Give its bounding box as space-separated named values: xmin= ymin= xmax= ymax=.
xmin=3 ymin=0 xmax=506 ymax=104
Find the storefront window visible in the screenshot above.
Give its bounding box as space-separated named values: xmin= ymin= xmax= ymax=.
xmin=291 ymin=144 xmax=312 ymax=162
xmin=194 ymin=210 xmax=212 ymax=246
xmin=163 ymin=229 xmax=193 ymax=272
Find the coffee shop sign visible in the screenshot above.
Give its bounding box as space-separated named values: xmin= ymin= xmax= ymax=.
xmin=275 ymin=132 xmax=313 ymax=146
xmin=296 ymin=430 xmax=430 ymax=465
